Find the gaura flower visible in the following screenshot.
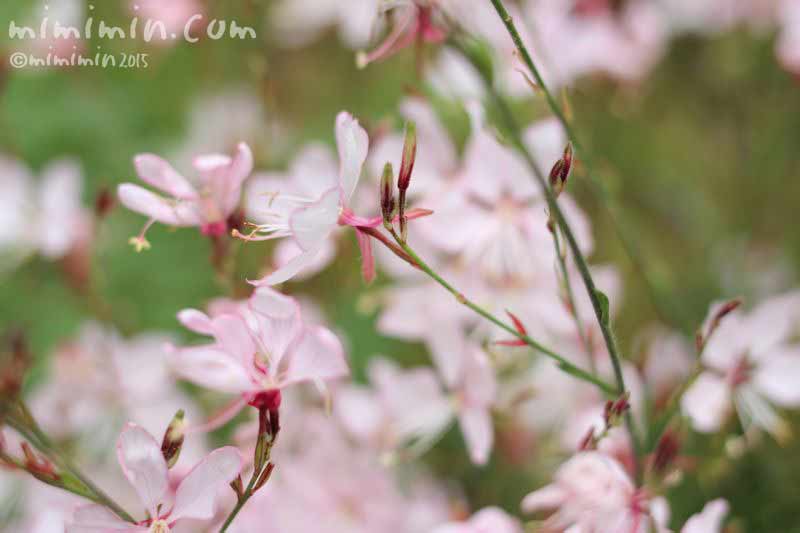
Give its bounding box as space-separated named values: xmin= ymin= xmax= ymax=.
xmin=171 ymin=287 xmax=348 ymax=420
xmin=239 ymin=111 xmax=428 ymax=285
xmin=681 ymin=292 xmax=800 ymax=439
xmin=431 ymin=507 xmax=521 ymax=533
xmin=68 ymin=423 xmax=242 ymax=532
xmin=118 ymin=142 xmax=253 ymax=250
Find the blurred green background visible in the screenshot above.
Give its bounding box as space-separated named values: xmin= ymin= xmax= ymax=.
xmin=1 ymin=1 xmax=800 ymax=530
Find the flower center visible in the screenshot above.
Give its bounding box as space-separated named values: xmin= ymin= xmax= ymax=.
xmin=149 ymin=520 xmax=171 ymax=533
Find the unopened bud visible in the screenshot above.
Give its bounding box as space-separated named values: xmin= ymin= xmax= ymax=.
xmin=698 ymin=298 xmax=742 ymax=351
xmin=1 ymin=330 xmax=30 ymax=400
xmin=603 ymin=392 xmax=630 ymax=427
xmin=230 ymin=475 xmax=244 ymax=499
xmin=548 ymin=143 xmax=573 ymax=197
xmin=652 ymin=431 xmax=681 ymax=475
xmin=161 ymin=410 xmax=186 ymax=469
xmin=21 ymin=442 xmax=59 ymax=483
xmin=380 ymin=162 xmax=396 ymax=230
xmin=398 ymin=122 xmax=417 ymax=192
xmin=253 ymin=462 xmax=275 ymax=492
xmin=94 ymin=187 xmax=116 ymax=218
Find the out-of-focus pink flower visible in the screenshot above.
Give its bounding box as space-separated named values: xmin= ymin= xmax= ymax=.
xmin=431 ymin=506 xmax=522 ymax=533
xmin=681 ymin=292 xmax=800 ymax=438
xmin=131 ymin=0 xmax=202 ymax=44
xmin=642 ymin=329 xmax=693 ymax=406
xmin=776 ymin=0 xmax=800 ymax=74
xmin=271 ymin=0 xmax=379 ymax=49
xmin=651 ymin=497 xmax=730 ymax=533
xmin=68 ymin=424 xmax=242 ymax=532
xmin=118 ymin=143 xmax=253 ymax=248
xmin=336 ymin=344 xmax=496 ymax=466
xmin=522 ymin=451 xmax=651 ymax=532
xmin=0 ymin=157 xmax=91 ymax=267
xmin=171 ymin=287 xmax=348 ymax=408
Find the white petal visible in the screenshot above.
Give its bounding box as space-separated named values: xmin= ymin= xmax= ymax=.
xmin=682 ymin=499 xmax=728 ymax=533
xmin=133 ymin=154 xmax=196 ymax=199
xmin=289 ymin=187 xmax=340 ymax=251
xmin=282 ymin=326 xmax=349 ymax=386
xmin=753 ymin=349 xmax=800 ymax=407
xmin=171 ymin=346 xmax=254 ymax=394
xmin=171 ymin=447 xmax=243 ymax=521
xmin=680 ymin=373 xmax=731 ymax=433
xmin=253 ymin=244 xmax=325 ymax=286
xmin=116 ymin=423 xmax=168 ymax=517
xmin=67 ymin=504 xmax=143 ymax=532
xmin=117 ymin=184 xmax=202 ymax=226
xmin=335 ymin=112 xmax=369 ymax=203
xmin=210 ymin=314 xmax=255 ymax=365
xmin=458 ymin=407 xmax=494 ymax=465
xmin=249 ymin=286 xmax=299 ymax=319
xmin=177 ymin=309 xmax=215 ymax=335
xmin=521 ymin=485 xmax=565 ymax=513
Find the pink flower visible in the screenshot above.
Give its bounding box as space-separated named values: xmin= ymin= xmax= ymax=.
xmin=118 ymin=143 xmax=253 ymax=249
xmin=651 ymin=497 xmax=730 ymax=533
xmin=431 ymin=507 xmax=522 ymax=533
xmin=171 ymin=287 xmax=348 ymax=408
xmin=522 ymin=452 xmax=650 ymax=532
xmin=132 ymin=0 xmax=202 ymax=43
xmin=681 ymin=292 xmax=800 ymax=438
xmin=272 ymin=0 xmax=379 ymax=49
xmin=68 ymin=423 xmax=242 ymax=532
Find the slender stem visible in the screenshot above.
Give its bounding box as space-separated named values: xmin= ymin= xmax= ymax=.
xmin=219 ymin=468 xmax=260 ymax=532
xmin=484 ymin=0 xmax=688 ymax=333
xmin=386 ymin=228 xmax=616 ymax=395
xmin=551 ymin=228 xmax=596 ymax=374
xmin=453 ymin=9 xmax=644 ymax=477
xmin=6 ymin=403 xmax=135 ymax=522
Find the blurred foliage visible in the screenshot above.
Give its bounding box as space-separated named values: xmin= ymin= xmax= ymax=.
xmin=1 ymin=1 xmax=800 ymax=531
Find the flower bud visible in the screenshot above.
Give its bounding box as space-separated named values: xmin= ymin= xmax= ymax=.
xmin=398 ymin=122 xmax=417 ymax=192
xmin=380 ymin=162 xmax=396 ymax=230
xmin=21 ymin=442 xmax=59 ymax=483
xmin=548 ymin=143 xmax=573 ymax=197
xmin=652 ymin=430 xmax=681 ymax=475
xmin=160 ymin=409 xmax=186 ymax=469
xmin=0 ymin=330 xmax=30 ymax=401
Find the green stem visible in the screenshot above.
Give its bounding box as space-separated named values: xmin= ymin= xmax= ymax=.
xmin=453 ymin=7 xmax=644 ymax=478
xmin=551 ymin=229 xmax=596 ymax=375
xmin=387 ymin=229 xmax=616 ymax=395
xmin=7 ymin=403 xmax=135 ymax=523
xmin=219 ymin=470 xmax=259 ymax=532
xmin=484 ymin=0 xmax=688 ymax=333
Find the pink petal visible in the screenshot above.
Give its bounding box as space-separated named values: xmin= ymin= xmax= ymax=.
xmin=521 ymin=485 xmax=566 ymax=513
xmin=273 ymin=237 xmax=337 ymax=281
xmin=680 ymin=373 xmax=731 ymax=433
xmin=753 ymin=349 xmax=800 ymax=407
xmin=67 ymin=504 xmax=143 ymax=532
xmin=170 ymin=447 xmax=244 ymax=522
xmin=282 ymin=326 xmax=348 ymax=386
xmin=209 ymin=314 xmax=256 ymax=365
xmin=117 ymin=183 xmax=202 ymax=227
xmin=251 ymin=244 xmax=325 ymax=286
xmin=289 ymin=187 xmax=340 ymax=251
xmin=222 ymin=143 xmax=254 ymax=214
xmin=458 ymin=407 xmax=494 ymax=465
xmin=133 ymin=154 xmax=196 ymax=199
xmin=249 ymin=286 xmax=299 ymax=319
xmin=355 ymin=228 xmax=376 ymax=284
xmin=171 ymin=346 xmax=254 ymax=394
xmin=682 ymin=499 xmax=729 ymax=533
xmin=177 ymin=309 xmax=215 ymax=335
xmin=335 ymin=111 xmax=369 ymax=204
xmin=248 ymin=287 xmax=303 ymax=371
xmin=461 ymin=346 xmax=497 ymax=408
xmin=469 ymin=507 xmax=522 ymax=533
xmin=116 ymin=423 xmax=168 ymax=518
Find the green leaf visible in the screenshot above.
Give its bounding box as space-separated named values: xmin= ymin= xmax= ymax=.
xmin=596 ymin=289 xmax=610 ymax=328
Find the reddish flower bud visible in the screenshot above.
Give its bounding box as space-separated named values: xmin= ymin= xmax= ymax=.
xmin=398 ymin=122 xmax=417 ymax=192
xmin=548 ymin=143 xmax=573 ymax=198
xmin=652 ymin=430 xmax=681 ymax=475
xmin=380 ymin=162 xmax=396 ymax=230
xmin=698 ymin=298 xmax=742 ymax=351
xmin=0 ymin=330 xmax=30 ymax=400
xmin=161 ymin=409 xmax=186 ymax=469
xmin=21 ymin=442 xmax=59 ymax=483
xmin=254 ymin=462 xmax=275 ymax=492
xmin=94 ymin=187 xmax=116 ymax=218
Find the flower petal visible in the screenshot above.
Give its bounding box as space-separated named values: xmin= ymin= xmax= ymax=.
xmin=171 ymin=345 xmax=254 ymax=394
xmin=116 ymin=423 xmax=168 ymax=517
xmin=458 ymin=407 xmax=494 ymax=465
xmin=289 ymin=187 xmax=340 ymax=251
xmin=222 ymin=143 xmax=254 ymax=213
xmin=252 ymin=244 xmax=325 ymax=286
xmin=682 ymin=499 xmax=729 ymax=533
xmin=133 ymin=154 xmax=196 ymax=199
xmin=335 ymin=111 xmax=369 ymax=203
xmin=170 ymin=447 xmax=244 ymax=521
xmin=117 ymin=184 xmax=202 ymax=226
xmin=521 ymin=484 xmax=565 ymax=513
xmin=177 ymin=309 xmax=215 ymax=335
xmin=67 ymin=504 xmax=143 ymax=532
xmin=210 ymin=314 xmax=256 ymax=366
xmin=680 ymin=373 xmax=731 ymax=433
xmin=282 ymin=325 xmax=349 ymax=386
xmin=753 ymin=348 xmax=800 ymax=407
